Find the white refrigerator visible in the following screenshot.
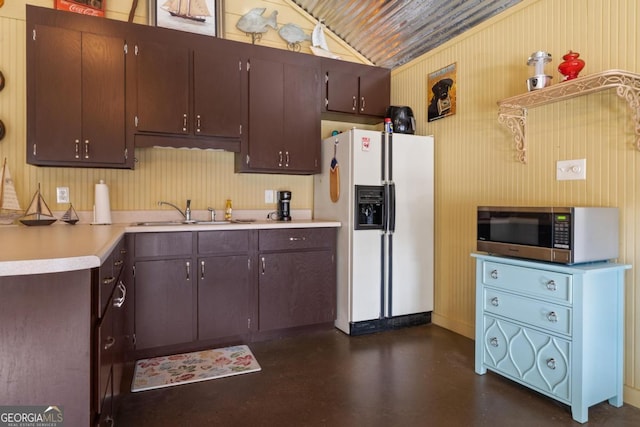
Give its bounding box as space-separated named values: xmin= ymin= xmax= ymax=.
xmin=314 ymin=129 xmax=434 ymax=335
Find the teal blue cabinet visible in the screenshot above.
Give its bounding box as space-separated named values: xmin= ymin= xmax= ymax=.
xmin=473 ymin=254 xmax=630 ymax=423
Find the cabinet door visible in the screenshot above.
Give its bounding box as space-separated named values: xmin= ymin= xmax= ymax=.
xmin=135 ymin=40 xmax=190 ymax=135
xmin=81 ymin=32 xmax=127 ymax=164
xmin=29 ymin=24 xmax=82 ymax=163
xmin=96 ymin=296 xmax=115 ymax=415
xmin=325 ymin=69 xmax=359 ymax=114
xmin=246 ymin=56 xmax=284 ymax=170
xmin=258 ymin=250 xmax=336 ymax=331
xmin=198 ymin=255 xmax=251 ymax=341
xmin=323 ymin=60 xmax=390 ymax=119
xmin=193 ymin=48 xmax=242 ymax=138
xmin=28 ymin=25 xmax=127 ymax=166
xmin=134 ymin=259 xmax=195 ymax=349
xmin=283 ymin=61 xmax=320 ymax=172
xmin=358 ymin=65 xmax=390 ymax=117
xmin=244 ymin=56 xmax=320 ymax=173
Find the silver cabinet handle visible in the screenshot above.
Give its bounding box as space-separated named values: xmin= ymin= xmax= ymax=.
xmin=278 ymin=151 xmax=283 ymax=167
xmin=360 ymin=96 xmax=365 ymax=112
xmin=102 ymin=276 xmax=115 ymax=285
xmin=196 ymin=114 xmax=201 ymax=133
xmin=186 ymin=261 xmax=190 ymax=281
xmin=490 ymin=297 xmax=499 ymax=306
xmin=75 ymin=139 xmax=80 ymax=159
xmin=285 ymin=151 xmax=290 ymax=167
xmin=546 ymin=280 xmax=557 ymax=291
xmin=114 ymin=260 xmax=124 ymax=267
xmin=289 ymin=237 xmax=306 ymax=241
xmin=84 ymin=139 xmax=90 ymax=159
xmin=547 ymin=311 xmax=558 ymax=323
xmin=104 ymin=336 xmax=116 ymax=351
xmin=546 ymin=358 xmax=556 ymax=370
xmin=200 ymin=260 xmax=205 ymax=280
xmin=261 ymin=256 xmax=266 ymax=275
xmin=182 ymin=113 xmax=188 ymax=132
xmin=490 ymin=269 xmax=498 ymax=279
xmin=489 ymin=337 xmax=499 ymax=347
xmin=351 ymin=95 xmax=357 ymax=111
xmin=113 ymin=281 xmax=126 ymax=308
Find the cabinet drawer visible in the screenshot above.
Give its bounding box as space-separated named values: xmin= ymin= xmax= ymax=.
xmin=198 ymin=230 xmax=250 ymax=254
xmin=483 ymin=288 xmax=572 ymax=336
xmin=259 ymin=228 xmax=335 ymax=251
xmin=481 ymin=315 xmax=570 ymax=402
xmin=98 ymin=253 xmax=117 ymax=318
xmin=112 ymin=238 xmax=126 ymax=278
xmin=483 ymin=261 xmax=572 ymax=304
xmin=134 ymin=232 xmax=193 ymax=257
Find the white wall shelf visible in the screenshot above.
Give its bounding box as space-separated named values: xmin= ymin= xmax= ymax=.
xmin=497 ymin=69 xmax=640 ymax=164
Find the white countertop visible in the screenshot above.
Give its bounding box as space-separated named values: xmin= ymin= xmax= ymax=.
xmin=0 ymin=219 xmax=341 ymax=277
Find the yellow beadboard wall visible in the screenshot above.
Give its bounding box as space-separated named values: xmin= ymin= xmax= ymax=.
xmin=4 ymin=0 xmax=640 ymax=409
xmin=391 ymin=0 xmax=640 ymax=407
xmin=0 ymin=0 xmax=368 ymax=215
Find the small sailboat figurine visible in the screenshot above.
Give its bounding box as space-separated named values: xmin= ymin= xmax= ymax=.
xmin=61 ymin=203 xmax=79 ymax=225
xmin=310 ymin=20 xmax=341 ymax=59
xmin=20 ymin=183 xmax=56 ymax=226
xmin=0 ymin=158 xmax=22 ymax=224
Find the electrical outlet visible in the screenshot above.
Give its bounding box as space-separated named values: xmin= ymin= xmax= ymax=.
xmin=265 ymin=189 xmax=274 ymax=203
xmin=56 ymin=187 xmax=70 ymax=203
xmin=557 ymin=159 xmax=586 ymax=181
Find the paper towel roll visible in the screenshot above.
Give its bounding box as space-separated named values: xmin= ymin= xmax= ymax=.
xmin=93 ymin=180 xmax=112 ymax=225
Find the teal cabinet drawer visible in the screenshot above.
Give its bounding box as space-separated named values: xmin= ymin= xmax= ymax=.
xmin=482 ymin=261 xmax=572 ymax=304
xmin=483 ymin=288 xmax=572 ymax=336
xmin=481 ymin=315 xmax=571 ymax=402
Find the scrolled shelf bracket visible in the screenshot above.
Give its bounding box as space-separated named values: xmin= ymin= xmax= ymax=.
xmin=498 ymin=104 xmax=527 ymax=164
xmin=496 ymin=70 xmax=640 ymax=164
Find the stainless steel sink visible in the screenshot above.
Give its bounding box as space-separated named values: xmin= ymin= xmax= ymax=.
xmin=193 ymin=220 xmax=231 ymax=225
xmin=133 ymin=220 xmax=231 ymax=226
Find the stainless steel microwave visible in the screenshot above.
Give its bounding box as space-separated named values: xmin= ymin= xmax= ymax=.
xmin=477 ymin=206 xmax=619 ymax=264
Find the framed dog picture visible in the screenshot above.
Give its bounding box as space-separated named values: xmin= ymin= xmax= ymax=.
xmin=149 ymin=0 xmax=222 ymax=37
xmin=427 ymin=63 xmax=457 ymax=122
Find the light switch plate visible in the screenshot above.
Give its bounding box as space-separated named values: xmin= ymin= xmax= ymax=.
xmin=265 ymin=189 xmax=274 ymax=203
xmin=56 ymin=186 xmax=70 ymax=203
xmin=557 ymin=159 xmax=586 ymax=180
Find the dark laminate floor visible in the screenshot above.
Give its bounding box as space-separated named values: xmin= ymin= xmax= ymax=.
xmin=116 ymin=324 xmax=640 ymax=426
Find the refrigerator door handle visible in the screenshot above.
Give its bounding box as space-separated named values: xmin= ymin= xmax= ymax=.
xmin=386 ymin=182 xmax=396 ymax=233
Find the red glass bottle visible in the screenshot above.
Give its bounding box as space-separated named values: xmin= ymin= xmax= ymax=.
xmin=558 ymin=51 xmax=585 ymax=81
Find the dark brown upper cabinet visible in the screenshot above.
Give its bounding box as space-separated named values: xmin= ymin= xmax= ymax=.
xmin=27 ymin=17 xmax=132 ymax=168
xmin=321 ymin=57 xmax=391 ymax=123
xmin=235 ymin=49 xmax=321 ymax=175
xmin=132 ymin=35 xmax=243 ymax=151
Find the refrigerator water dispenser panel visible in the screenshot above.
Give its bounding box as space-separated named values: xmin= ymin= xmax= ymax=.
xmin=355 ymin=185 xmax=385 ymax=230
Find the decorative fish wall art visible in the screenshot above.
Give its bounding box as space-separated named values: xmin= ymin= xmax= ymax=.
xmin=236 ymin=8 xmax=278 ymax=44
xmin=278 ymin=23 xmax=310 ymax=52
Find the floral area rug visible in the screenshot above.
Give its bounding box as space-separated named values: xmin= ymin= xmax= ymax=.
xmin=131 ymin=345 xmax=261 ymax=392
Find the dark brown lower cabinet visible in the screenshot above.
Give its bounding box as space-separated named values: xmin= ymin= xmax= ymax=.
xmin=198 ymin=255 xmax=251 ymax=341
xmin=134 ymin=259 xmax=196 ymax=350
xmin=258 ymin=250 xmax=336 ymax=331
xmin=130 ymin=228 xmax=336 ymax=357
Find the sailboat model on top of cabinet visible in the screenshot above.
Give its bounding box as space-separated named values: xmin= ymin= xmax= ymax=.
xmin=0 ymin=158 xmax=22 ymax=224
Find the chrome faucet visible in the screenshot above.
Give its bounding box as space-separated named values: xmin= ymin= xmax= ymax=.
xmin=207 ymin=207 xmax=216 ymax=222
xmin=158 ymin=199 xmax=193 ymax=222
